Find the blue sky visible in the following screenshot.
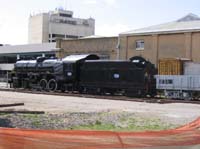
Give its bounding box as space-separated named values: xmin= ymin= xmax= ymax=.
xmin=0 ymin=0 xmax=200 ymax=45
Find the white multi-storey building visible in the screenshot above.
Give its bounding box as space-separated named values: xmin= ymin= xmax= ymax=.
xmin=28 ymin=8 xmax=95 ymax=44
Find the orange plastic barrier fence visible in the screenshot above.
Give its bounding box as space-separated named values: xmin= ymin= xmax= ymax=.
xmin=0 ymin=117 xmax=200 ymax=149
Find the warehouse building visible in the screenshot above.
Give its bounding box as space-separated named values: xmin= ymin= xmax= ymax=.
xmin=29 ymin=8 xmax=95 ymax=44
xmin=119 ymin=14 xmax=200 ymax=66
xmin=56 ymin=36 xmax=118 ymax=60
xmin=2 ymin=13 xmax=200 ymax=73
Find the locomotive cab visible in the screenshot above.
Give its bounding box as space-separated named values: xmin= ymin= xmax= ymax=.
xmin=130 ymin=56 xmax=157 ymax=97
xmin=62 ymin=54 xmax=99 ymax=91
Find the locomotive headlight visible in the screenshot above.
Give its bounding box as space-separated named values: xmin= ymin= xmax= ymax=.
xmin=67 ymin=72 xmax=72 ymax=76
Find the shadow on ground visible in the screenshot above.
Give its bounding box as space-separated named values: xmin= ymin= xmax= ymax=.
xmin=0 ymin=118 xmax=13 ymax=128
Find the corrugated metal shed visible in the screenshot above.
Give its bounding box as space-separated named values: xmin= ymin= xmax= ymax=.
xmin=0 ymin=43 xmax=56 ymax=54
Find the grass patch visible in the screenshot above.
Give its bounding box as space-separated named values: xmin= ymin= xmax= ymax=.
xmin=22 ymin=114 xmax=42 ymax=128
xmin=22 ymin=114 xmax=40 ymax=120
xmin=72 ymin=121 xmax=117 ymax=131
xmin=71 ymin=118 xmax=175 ymax=132
xmin=0 ymin=113 xmax=9 ymax=116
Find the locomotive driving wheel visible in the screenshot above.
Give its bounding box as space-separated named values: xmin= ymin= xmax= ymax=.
xmin=47 ymin=79 xmax=58 ymax=92
xmin=39 ymin=79 xmax=48 ymax=91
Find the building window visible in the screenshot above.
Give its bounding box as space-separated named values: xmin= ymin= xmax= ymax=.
xmin=52 ymin=19 xmax=77 ymax=25
xmin=59 ymin=13 xmax=72 ymax=18
xmin=136 ymin=40 xmax=144 ymax=50
xmin=159 ymin=79 xmax=173 ymax=84
xmin=65 ymin=35 xmax=79 ymax=39
xmin=52 ymin=34 xmax=65 ymax=38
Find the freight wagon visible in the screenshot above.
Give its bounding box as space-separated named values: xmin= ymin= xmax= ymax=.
xmin=156 ymin=60 xmax=200 ymax=100
xmin=155 ymin=75 xmax=200 ymax=100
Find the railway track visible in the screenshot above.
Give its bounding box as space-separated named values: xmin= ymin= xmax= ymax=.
xmin=0 ymin=88 xmax=200 ymax=105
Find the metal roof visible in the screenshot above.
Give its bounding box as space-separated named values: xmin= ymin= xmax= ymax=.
xmin=16 ymin=60 xmax=37 ymax=64
xmin=0 ymin=43 xmax=57 ymax=54
xmin=62 ymin=54 xmax=99 ymax=62
xmin=79 ymin=35 xmax=105 ymax=39
xmin=120 ymin=14 xmax=200 ymax=36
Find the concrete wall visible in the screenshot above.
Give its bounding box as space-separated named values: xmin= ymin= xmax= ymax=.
xmin=29 ymin=11 xmax=95 ymax=44
xmin=28 ymin=14 xmax=45 ymax=44
xmin=192 ymin=32 xmax=200 ymax=62
xmin=28 ymin=14 xmax=49 ymax=44
xmin=158 ymin=34 xmax=185 ymax=59
xmin=50 ymin=20 xmax=94 ymax=38
xmin=119 ymin=31 xmax=200 ymax=66
xmin=119 ymin=35 xmax=158 ymax=65
xmin=56 ymin=32 xmax=200 ymax=64
xmin=42 ymin=14 xmax=50 ymax=43
xmin=56 ymin=37 xmax=118 ymax=60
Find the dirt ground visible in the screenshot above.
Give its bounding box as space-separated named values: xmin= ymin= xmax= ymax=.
xmin=0 ymin=91 xmax=199 ymax=126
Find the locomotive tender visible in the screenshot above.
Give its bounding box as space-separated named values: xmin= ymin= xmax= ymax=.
xmin=9 ymin=54 xmax=156 ymax=97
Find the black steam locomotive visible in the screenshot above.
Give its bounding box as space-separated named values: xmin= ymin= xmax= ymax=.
xmin=9 ymin=54 xmax=156 ymax=97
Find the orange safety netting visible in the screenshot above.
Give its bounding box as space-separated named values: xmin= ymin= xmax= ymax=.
xmin=0 ymin=117 xmax=200 ymax=149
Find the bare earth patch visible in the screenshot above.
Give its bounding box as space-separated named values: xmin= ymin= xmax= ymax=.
xmin=0 ymin=91 xmax=200 ymax=130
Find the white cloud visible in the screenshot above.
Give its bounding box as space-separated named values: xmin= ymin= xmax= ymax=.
xmin=0 ymin=17 xmax=6 ymax=28
xmin=104 ymin=0 xmax=117 ymax=6
xmin=96 ymin=24 xmax=130 ymax=36
xmin=83 ymin=0 xmax=97 ymax=4
xmin=83 ymin=0 xmax=117 ymax=6
xmin=0 ymin=17 xmax=27 ymax=45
